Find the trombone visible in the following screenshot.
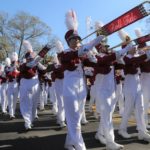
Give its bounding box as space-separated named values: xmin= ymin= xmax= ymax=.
xmin=108 ymin=34 xmax=150 ymax=51
xmin=81 ymin=1 xmax=150 ymax=41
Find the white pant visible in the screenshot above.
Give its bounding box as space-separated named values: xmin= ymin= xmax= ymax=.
xmin=7 ymin=81 xmax=18 ymax=117
xmin=140 ymin=73 xmax=150 ymax=126
xmin=97 ymin=92 xmax=117 ymax=142
xmin=55 ymin=79 xmax=65 ymax=123
xmin=39 ymin=83 xmax=48 ymax=110
xmin=89 ymin=84 xmax=96 ymax=108
xmin=63 ymin=69 xmax=87 ymax=149
xmin=120 ymin=74 xmax=146 ymax=132
xmin=20 ymin=77 xmax=39 ymax=128
xmin=95 ymin=71 xmax=117 ymax=143
xmin=1 ymin=83 xmax=8 ymax=113
xmin=0 ymin=85 xmax=1 ymax=105
xmin=116 ymin=83 xmax=124 ymax=115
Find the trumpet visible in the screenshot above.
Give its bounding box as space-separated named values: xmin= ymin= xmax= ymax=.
xmin=81 ymin=28 xmax=106 ymax=41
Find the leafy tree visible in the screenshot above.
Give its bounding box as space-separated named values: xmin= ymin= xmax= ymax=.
xmin=0 ymin=11 xmax=53 ymax=61
xmin=8 ymin=11 xmax=52 ymax=58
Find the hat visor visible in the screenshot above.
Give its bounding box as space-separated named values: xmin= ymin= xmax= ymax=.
xmin=105 ymin=45 xmax=110 ymax=48
xmin=67 ymin=34 xmax=81 ymax=41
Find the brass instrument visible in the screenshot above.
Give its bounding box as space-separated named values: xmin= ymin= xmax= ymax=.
xmin=81 ymin=1 xmax=150 ymax=41
xmin=138 ymin=46 xmax=150 ymax=51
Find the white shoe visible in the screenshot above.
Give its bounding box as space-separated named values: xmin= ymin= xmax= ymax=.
xmin=25 ymin=124 xmax=32 ymax=131
xmin=34 ymin=115 xmax=39 ymax=120
xmin=60 ymin=121 xmax=66 ymax=128
xmin=95 ymin=133 xmax=106 ymax=145
xmin=146 ymin=125 xmax=150 ymax=129
xmin=64 ymin=145 xmax=75 ymax=150
xmin=88 ymin=105 xmax=93 ymax=112
xmin=52 ymin=107 xmax=58 ymax=115
xmin=138 ymin=131 xmax=150 ymax=142
xmin=118 ymin=130 xmax=131 ymax=138
xmin=94 ymin=112 xmax=99 ymax=119
xmin=106 ymin=142 xmax=124 ymax=150
xmin=81 ymin=120 xmax=89 ymax=125
xmin=74 ymin=144 xmax=86 ymax=150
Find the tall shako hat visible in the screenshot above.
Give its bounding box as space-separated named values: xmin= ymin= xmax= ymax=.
xmin=11 ymin=52 xmax=18 ymax=62
xmin=118 ymin=29 xmax=131 ymax=48
xmin=5 ymin=57 xmax=11 ymax=66
xmin=22 ymin=40 xmax=35 ymax=59
xmin=95 ymin=21 xmax=104 ymax=36
xmin=134 ymin=28 xmax=147 ymax=48
xmin=55 ymin=40 xmax=64 ymax=54
xmin=65 ymin=10 xmax=81 ymax=44
xmin=94 ymin=21 xmax=109 ymax=50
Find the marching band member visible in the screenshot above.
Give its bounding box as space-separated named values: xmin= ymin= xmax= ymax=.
xmin=115 ymin=69 xmax=125 ymax=116
xmin=0 ymin=64 xmax=7 ymax=114
xmin=84 ymin=57 xmax=98 ymax=119
xmin=88 ymin=74 xmax=98 ymax=119
xmin=7 ymin=52 xmax=20 ymax=119
xmin=62 ymin=10 xmax=105 ymax=150
xmin=118 ymin=32 xmax=150 ymax=141
xmin=135 ymin=28 xmax=150 ymax=129
xmin=19 ymin=40 xmax=47 ymax=130
xmin=0 ymin=65 xmax=1 ymax=105
xmin=139 ymin=44 xmax=150 ymax=129
xmin=84 ymin=49 xmax=98 ymax=119
xmin=85 ymin=23 xmax=133 ymax=150
xmin=93 ymin=44 xmax=125 ymax=149
xmin=53 ymin=55 xmax=66 ymax=128
xmin=38 ymin=65 xmax=50 ymax=111
xmin=53 ymin=41 xmax=66 ymax=128
xmin=1 ymin=57 xmax=11 ymax=115
xmin=50 ymin=70 xmax=58 ymax=115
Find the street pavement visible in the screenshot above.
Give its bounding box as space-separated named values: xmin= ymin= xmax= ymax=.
xmin=0 ymin=103 xmax=150 ymax=150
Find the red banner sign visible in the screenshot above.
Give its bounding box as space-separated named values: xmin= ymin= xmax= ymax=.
xmin=134 ymin=34 xmax=150 ymax=44
xmin=102 ymin=4 xmax=148 ymax=35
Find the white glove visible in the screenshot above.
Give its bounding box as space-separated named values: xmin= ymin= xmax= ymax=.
xmin=26 ymin=56 xmax=42 ymax=68
xmin=78 ymin=35 xmax=105 ymax=56
xmin=26 ymin=60 xmax=37 ymax=68
xmin=84 ymin=67 xmax=94 ymax=76
xmin=54 ymin=64 xmax=61 ymax=69
xmin=84 ymin=70 xmax=93 ymax=76
xmin=146 ymin=50 xmax=150 ymax=60
xmin=37 ymin=62 xmax=46 ymax=70
xmin=34 ymin=56 xmax=42 ymax=64
xmin=115 ymin=43 xmax=135 ymax=58
xmin=78 ymin=45 xmax=91 ymax=57
xmin=86 ymin=52 xmax=97 ymax=63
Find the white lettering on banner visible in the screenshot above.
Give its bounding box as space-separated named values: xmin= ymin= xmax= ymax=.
xmin=109 ymin=13 xmax=140 ymax=33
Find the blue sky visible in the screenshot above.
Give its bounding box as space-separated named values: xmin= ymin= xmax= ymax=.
xmin=0 ymin=0 xmax=148 ymax=49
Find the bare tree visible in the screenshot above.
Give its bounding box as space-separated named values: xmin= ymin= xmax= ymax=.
xmin=0 ymin=12 xmax=12 ymax=60
xmin=8 ymin=11 xmax=52 ymax=58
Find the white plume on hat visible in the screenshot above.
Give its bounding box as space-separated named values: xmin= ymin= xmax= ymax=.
xmin=95 ymin=21 xmax=104 ymax=30
xmin=65 ymin=10 xmax=78 ymax=31
xmin=134 ymin=28 xmax=143 ymax=38
xmin=52 ymin=54 xmax=59 ymax=65
xmin=118 ymin=29 xmax=129 ymax=41
xmin=55 ymin=40 xmax=64 ymax=53
xmin=23 ymin=40 xmax=33 ymax=52
xmin=5 ymin=57 xmax=11 ymax=66
xmin=93 ymin=48 xmax=98 ymax=54
xmin=11 ymin=52 xmax=18 ymax=62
